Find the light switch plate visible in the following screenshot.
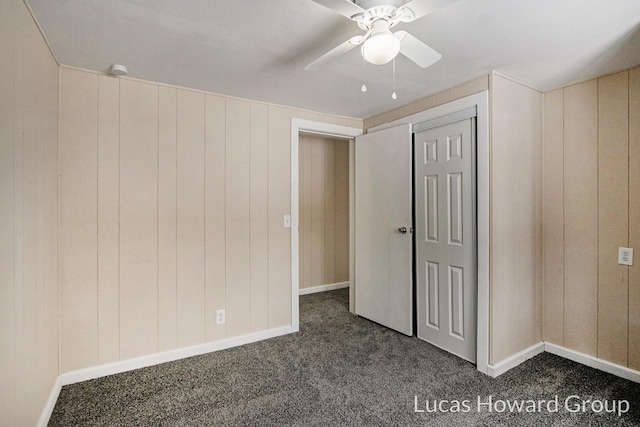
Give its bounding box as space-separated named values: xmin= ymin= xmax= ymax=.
xmin=284 ymin=215 xmax=291 ymax=228
xmin=618 ymin=247 xmax=633 ymax=266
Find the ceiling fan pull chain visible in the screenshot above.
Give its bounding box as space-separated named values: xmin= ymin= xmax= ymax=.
xmin=392 ymin=58 xmax=397 ymax=100
xmin=361 ymin=54 xmax=368 ymax=92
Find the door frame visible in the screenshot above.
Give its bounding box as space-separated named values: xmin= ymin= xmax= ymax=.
xmin=290 ymin=119 xmax=362 ymax=333
xmin=368 ymin=91 xmax=490 ymax=375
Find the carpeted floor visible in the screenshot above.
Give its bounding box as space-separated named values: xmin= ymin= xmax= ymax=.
xmin=49 ymin=288 xmax=640 ymax=426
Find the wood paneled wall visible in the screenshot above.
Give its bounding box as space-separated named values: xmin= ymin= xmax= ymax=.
xmin=58 ymin=67 xmax=362 ymax=373
xmin=299 ymin=134 xmax=350 ymax=289
xmin=490 ymin=74 xmax=543 ymax=364
xmin=363 ymin=75 xmax=489 ymax=131
xmin=543 ymin=67 xmax=640 ymax=369
xmin=0 ymin=0 xmax=59 ymax=425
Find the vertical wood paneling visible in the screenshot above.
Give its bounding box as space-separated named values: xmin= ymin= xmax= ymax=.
xmin=59 ymin=68 xmax=99 ymax=372
xmin=250 ymin=103 xmax=269 ymax=331
xmin=97 ymin=75 xmax=120 ymax=363
xmin=334 ymin=141 xmax=350 ymax=282
xmin=597 ymin=71 xmax=629 ymax=365
xmin=225 ymin=98 xmax=252 ymax=336
xmin=489 ymin=75 xmax=542 ymax=363
xmin=21 ymin=10 xmax=40 ymax=415
xmin=563 ymin=81 xmax=598 ymax=356
xmin=33 ymin=42 xmax=49 ymax=409
xmin=205 ymin=94 xmax=226 ymax=341
xmin=13 ymin=5 xmax=26 ymax=419
xmin=324 ymin=141 xmax=336 ymax=283
xmin=490 ymin=76 xmax=518 ymax=363
xmin=543 ymin=67 xmax=640 ymax=370
xmin=629 ymin=67 xmax=640 ymax=370
xmin=34 ymin=27 xmax=59 ymax=423
xmin=119 ymin=79 xmax=159 ymax=359
xmin=53 ymin=67 xmax=362 ymax=380
xmin=0 ymin=0 xmax=16 ymax=421
xmin=158 ymin=86 xmax=178 ymax=351
xmin=28 ymin=17 xmax=59 ymax=416
xmin=39 ymin=22 xmax=59 ymax=417
xmin=542 ymin=89 xmax=564 ymax=345
xmin=268 ymin=105 xmax=292 ymax=327
xmin=522 ymin=86 xmax=544 ymax=347
xmin=533 ymin=87 xmax=545 ymax=345
xmin=300 ymin=137 xmax=313 ymax=288
xmin=1 ymin=1 xmax=59 ymax=423
xmin=176 ymin=89 xmax=206 ymax=346
xmin=310 ymin=139 xmax=326 ymax=286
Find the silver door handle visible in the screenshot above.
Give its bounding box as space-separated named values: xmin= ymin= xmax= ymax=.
xmin=398 ymin=227 xmax=407 ymax=234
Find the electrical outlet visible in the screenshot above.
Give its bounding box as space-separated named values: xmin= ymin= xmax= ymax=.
xmin=216 ymin=309 xmax=225 ymax=325
xmin=618 ymin=247 xmax=633 ymax=266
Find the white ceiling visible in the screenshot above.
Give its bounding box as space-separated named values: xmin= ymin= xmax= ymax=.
xmin=27 ymin=0 xmax=640 ymax=119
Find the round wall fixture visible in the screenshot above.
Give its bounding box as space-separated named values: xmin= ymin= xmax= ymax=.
xmin=109 ymin=64 xmax=128 ymax=76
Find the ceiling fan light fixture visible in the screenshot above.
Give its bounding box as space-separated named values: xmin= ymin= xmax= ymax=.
xmin=361 ymin=20 xmax=400 ymax=65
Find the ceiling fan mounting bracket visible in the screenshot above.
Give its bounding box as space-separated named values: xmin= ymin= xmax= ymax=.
xmin=355 ymin=5 xmax=403 ymax=31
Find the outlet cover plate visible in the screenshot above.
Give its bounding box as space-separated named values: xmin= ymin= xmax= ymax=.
xmin=216 ymin=309 xmax=225 ymax=325
xmin=618 ymin=247 xmax=633 ymax=266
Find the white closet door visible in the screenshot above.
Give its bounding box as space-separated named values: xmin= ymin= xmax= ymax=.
xmin=415 ymin=118 xmax=477 ymax=362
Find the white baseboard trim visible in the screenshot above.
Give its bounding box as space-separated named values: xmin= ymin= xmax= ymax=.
xmin=299 ymin=281 xmax=349 ymax=296
xmin=485 ymin=342 xmax=640 ymax=383
xmin=60 ymin=326 xmax=293 ymax=386
xmin=487 ymin=342 xmax=545 ymax=378
xmin=39 ymin=325 xmax=293 ymax=426
xmin=37 ymin=375 xmax=63 ymax=427
xmin=545 ymin=343 xmax=640 ymax=384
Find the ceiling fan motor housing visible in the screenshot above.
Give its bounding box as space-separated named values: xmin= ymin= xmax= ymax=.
xmin=355 ymin=5 xmax=397 ymax=29
xmin=354 ymin=3 xmax=415 ymax=30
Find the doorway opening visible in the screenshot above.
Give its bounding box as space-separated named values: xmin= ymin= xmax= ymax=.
xmin=290 ymin=120 xmax=362 ymax=333
xmin=298 ymin=133 xmax=351 ymax=296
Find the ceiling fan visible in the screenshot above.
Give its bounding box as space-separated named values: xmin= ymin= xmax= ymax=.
xmin=305 ymin=0 xmax=457 ymax=71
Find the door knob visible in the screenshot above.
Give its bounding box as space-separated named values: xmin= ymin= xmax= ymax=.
xmin=398 ymin=226 xmax=407 ymax=234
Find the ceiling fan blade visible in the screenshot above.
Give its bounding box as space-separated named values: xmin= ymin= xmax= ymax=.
xmin=395 ymin=31 xmax=441 ymax=68
xmin=310 ymin=0 xmax=366 ymax=20
xmin=398 ymin=0 xmax=461 ymax=21
xmin=305 ymin=36 xmax=364 ymax=71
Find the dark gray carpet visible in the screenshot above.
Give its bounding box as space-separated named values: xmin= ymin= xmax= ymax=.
xmin=50 ymin=289 xmax=640 ymax=426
